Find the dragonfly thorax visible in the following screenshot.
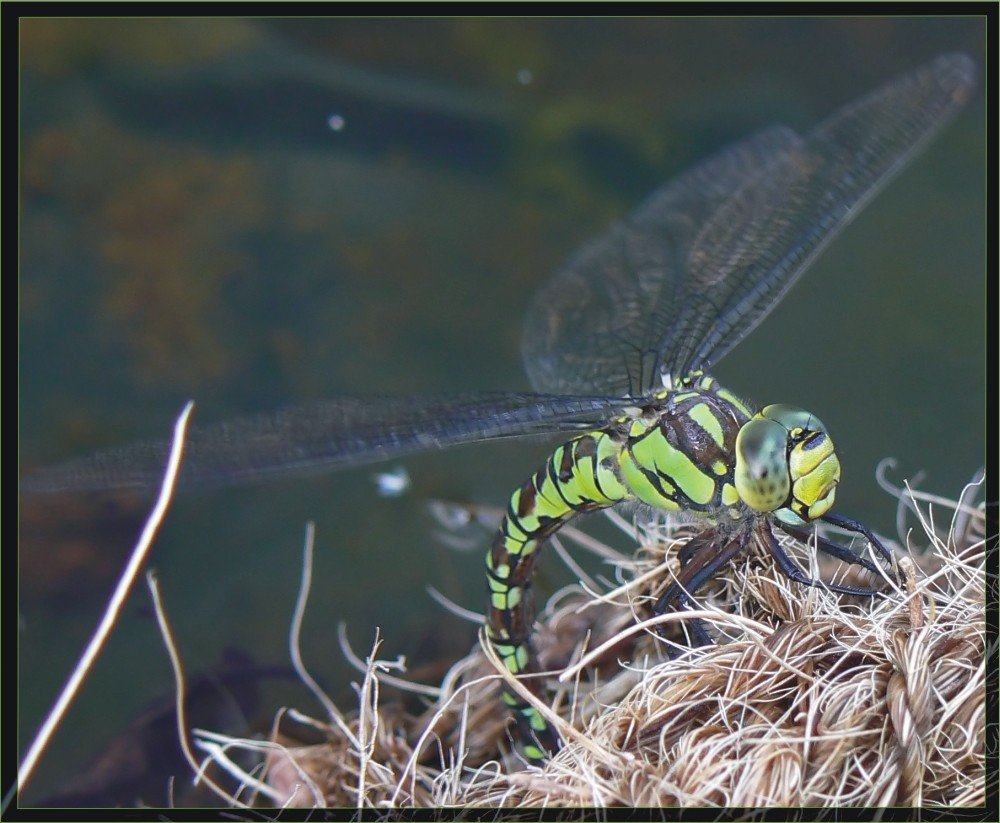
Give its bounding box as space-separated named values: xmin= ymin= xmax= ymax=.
xmin=608 ymin=376 xmax=753 ymax=518
xmin=602 ymin=379 xmax=840 ymax=529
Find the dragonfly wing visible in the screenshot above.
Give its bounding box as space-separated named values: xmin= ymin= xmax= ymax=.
xmin=675 ymin=52 xmax=976 ymax=377
xmin=22 ymin=393 xmax=628 ymax=495
xmin=521 ymin=126 xmax=801 ymax=397
xmin=522 ymin=53 xmax=975 ymax=396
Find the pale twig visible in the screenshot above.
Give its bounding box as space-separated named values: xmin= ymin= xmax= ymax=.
xmin=352 ymin=629 xmax=410 ymax=808
xmin=426 ymin=585 xmax=483 ymax=625
xmin=550 ymin=534 xmax=600 ymax=595
xmin=191 ymin=736 xmax=285 ymax=805
xmin=146 ymin=569 xmax=242 ymax=806
xmin=12 ymin=401 xmax=194 ymax=805
xmin=190 ymin=730 xmax=325 ymax=807
xmin=559 ymin=609 xmax=772 ymax=684
xmin=288 ymin=523 xmax=360 ymax=744
xmin=390 ymin=670 xmax=496 ymax=806
xmin=335 ymin=622 xmax=436 ymax=696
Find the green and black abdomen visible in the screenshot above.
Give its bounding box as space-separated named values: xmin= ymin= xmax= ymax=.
xmin=484 ymin=377 xmax=753 ymax=760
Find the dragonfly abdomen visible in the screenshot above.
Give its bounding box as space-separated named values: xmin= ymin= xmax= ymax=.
xmin=486 ymin=376 xmax=755 ymax=760
xmin=485 ymin=429 xmax=629 ymax=761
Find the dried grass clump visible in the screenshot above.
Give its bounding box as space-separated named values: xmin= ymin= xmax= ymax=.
xmin=190 ymin=476 xmax=989 ymax=810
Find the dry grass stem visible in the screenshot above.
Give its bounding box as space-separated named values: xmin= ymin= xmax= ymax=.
xmin=12 ymin=402 xmax=195 ymax=808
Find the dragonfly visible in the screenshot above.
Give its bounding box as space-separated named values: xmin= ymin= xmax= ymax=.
xmin=24 ymin=54 xmax=975 ymax=763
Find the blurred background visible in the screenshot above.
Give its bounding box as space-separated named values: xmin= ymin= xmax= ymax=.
xmin=18 ymin=17 xmax=986 ymax=806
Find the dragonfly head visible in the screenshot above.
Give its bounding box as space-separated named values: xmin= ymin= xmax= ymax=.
xmin=734 ymin=404 xmax=841 ymax=524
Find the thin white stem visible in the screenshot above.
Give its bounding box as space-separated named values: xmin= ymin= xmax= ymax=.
xmin=13 ymin=401 xmax=194 ymax=803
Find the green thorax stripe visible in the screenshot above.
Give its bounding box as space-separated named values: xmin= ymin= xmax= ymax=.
xmin=616 ymin=384 xmax=750 ymax=512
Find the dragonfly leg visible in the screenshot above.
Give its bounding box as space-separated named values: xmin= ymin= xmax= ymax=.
xmin=819 ymin=511 xmax=895 ymax=566
xmin=769 ymin=521 xmax=896 ymax=596
xmin=653 ymin=530 xmax=752 ymax=650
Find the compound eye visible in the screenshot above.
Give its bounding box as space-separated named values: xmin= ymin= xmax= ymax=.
xmin=735 ymin=418 xmax=790 ymax=513
xmin=762 ymin=404 xmax=841 ymax=522
xmin=762 ymin=404 xmax=827 ymax=435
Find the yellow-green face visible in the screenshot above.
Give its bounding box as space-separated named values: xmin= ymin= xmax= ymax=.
xmin=734 ymin=404 xmax=840 ymax=524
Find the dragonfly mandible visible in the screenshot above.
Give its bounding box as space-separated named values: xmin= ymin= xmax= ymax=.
xmin=23 ymin=53 xmax=976 ymax=763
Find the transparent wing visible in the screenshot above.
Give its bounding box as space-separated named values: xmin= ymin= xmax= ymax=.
xmin=522 ymin=126 xmax=801 ymax=394
xmin=22 ymin=393 xmax=627 ymax=495
xmin=522 ymin=53 xmax=975 ymax=396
